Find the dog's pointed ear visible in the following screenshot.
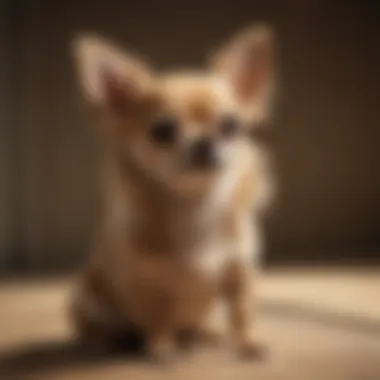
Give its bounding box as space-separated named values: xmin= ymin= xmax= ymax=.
xmin=71 ymin=34 xmax=153 ymax=117
xmin=210 ymin=24 xmax=276 ymax=124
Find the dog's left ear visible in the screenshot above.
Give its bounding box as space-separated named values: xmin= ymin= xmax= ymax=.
xmin=210 ymin=24 xmax=276 ymax=125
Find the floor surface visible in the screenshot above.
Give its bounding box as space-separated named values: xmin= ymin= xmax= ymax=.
xmin=0 ymin=267 xmax=379 ymax=380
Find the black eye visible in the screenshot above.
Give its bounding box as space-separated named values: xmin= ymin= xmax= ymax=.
xmin=150 ymin=117 xmax=177 ymax=145
xmin=220 ymin=115 xmax=240 ymax=138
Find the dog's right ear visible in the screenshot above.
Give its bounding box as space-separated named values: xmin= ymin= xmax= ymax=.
xmin=71 ymin=34 xmax=153 ymax=117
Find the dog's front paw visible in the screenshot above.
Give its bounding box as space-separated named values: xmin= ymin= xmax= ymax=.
xmin=236 ymin=334 xmax=267 ymax=360
xmin=147 ymin=336 xmax=176 ymax=365
xmin=198 ymin=326 xmax=227 ymax=347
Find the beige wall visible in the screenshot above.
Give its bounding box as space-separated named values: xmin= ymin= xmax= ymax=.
xmin=1 ymin=1 xmax=380 ymax=271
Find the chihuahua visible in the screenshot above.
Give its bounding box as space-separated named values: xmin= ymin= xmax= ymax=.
xmin=70 ymin=24 xmax=276 ymax=362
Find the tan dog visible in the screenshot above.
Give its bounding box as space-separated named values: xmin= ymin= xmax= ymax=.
xmin=70 ymin=24 xmax=276 ymax=362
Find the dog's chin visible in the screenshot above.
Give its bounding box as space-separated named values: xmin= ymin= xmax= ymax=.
xmin=164 ymin=169 xmax=220 ymax=199
xmin=143 ymin=159 xmax=223 ymax=199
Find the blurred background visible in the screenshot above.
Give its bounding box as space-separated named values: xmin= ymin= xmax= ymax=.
xmin=1 ymin=0 xmax=380 ymax=274
xmin=0 ymin=1 xmax=380 ymax=379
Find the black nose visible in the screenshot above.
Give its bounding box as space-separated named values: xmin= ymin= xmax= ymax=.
xmin=189 ymin=138 xmax=217 ymax=168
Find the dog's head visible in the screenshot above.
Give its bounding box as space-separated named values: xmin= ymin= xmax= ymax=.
xmin=72 ymin=25 xmax=275 ymax=195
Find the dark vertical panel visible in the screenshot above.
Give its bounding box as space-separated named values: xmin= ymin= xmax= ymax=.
xmin=269 ymin=1 xmax=380 ymax=259
xmin=21 ymin=2 xmax=100 ymax=270
xmin=0 ymin=0 xmax=27 ymax=272
xmin=0 ymin=0 xmax=12 ymax=271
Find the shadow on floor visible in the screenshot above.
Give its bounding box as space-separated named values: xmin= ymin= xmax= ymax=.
xmin=0 ymin=335 xmax=144 ymax=379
